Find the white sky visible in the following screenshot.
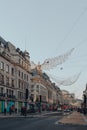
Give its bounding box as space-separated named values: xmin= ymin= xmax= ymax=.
xmin=0 ymin=0 xmax=87 ymax=99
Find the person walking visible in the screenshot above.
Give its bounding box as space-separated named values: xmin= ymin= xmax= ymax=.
xmin=4 ymin=108 xmax=6 ymax=115
xmin=83 ymin=107 xmax=86 ymax=115
xmin=9 ymin=107 xmax=12 ymax=115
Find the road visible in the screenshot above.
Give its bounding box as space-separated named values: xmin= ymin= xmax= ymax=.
xmin=0 ymin=115 xmax=87 ymax=130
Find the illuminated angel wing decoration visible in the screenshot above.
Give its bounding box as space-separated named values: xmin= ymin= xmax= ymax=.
xmin=41 ymin=48 xmax=74 ymax=70
xmin=47 ymin=72 xmax=81 ymax=86
xmin=30 ymin=48 xmax=74 ymax=71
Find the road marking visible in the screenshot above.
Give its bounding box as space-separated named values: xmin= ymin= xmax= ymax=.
xmin=55 ymin=121 xmax=59 ymax=124
xmin=81 ymin=114 xmax=87 ymax=123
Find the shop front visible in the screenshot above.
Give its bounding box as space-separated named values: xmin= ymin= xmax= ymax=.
xmin=0 ymin=100 xmax=5 ymax=113
xmin=6 ymin=100 xmax=15 ymax=112
xmin=18 ymin=101 xmax=23 ymax=112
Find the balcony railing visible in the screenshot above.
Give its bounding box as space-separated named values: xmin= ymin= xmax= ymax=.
xmin=0 ymin=93 xmax=16 ymax=99
xmin=7 ymin=95 xmax=16 ymax=99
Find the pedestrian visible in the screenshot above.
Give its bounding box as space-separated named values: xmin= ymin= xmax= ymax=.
xmin=83 ymin=107 xmax=86 ymax=115
xmin=4 ymin=108 xmax=6 ymax=115
xmin=21 ymin=107 xmax=23 ymax=115
xmin=24 ymin=107 xmax=27 ymax=116
xmin=9 ymin=107 xmax=12 ymax=115
xmin=15 ymin=108 xmax=17 ymax=114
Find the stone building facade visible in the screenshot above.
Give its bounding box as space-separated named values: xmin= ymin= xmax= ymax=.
xmin=0 ymin=36 xmax=72 ymax=113
xmin=30 ymin=68 xmax=62 ymax=110
xmin=0 ymin=36 xmax=31 ymax=112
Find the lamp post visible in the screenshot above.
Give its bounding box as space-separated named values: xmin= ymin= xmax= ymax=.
xmin=83 ymin=94 xmax=86 ymax=107
xmin=25 ymin=89 xmax=29 ymax=109
xmin=38 ymin=95 xmax=42 ymax=113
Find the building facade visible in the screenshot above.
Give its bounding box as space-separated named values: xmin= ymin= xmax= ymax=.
xmin=0 ymin=36 xmax=31 ymax=112
xmin=30 ymin=68 xmax=62 ymax=111
xmin=0 ymin=36 xmax=75 ymax=113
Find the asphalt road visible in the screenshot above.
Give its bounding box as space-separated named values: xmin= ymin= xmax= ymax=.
xmin=0 ymin=115 xmax=87 ymax=130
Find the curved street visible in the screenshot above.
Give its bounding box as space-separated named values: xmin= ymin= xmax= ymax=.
xmin=0 ymin=111 xmax=87 ymax=130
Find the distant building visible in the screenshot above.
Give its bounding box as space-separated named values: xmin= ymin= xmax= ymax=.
xmin=30 ymin=68 xmax=62 ymax=110
xmin=61 ymin=90 xmax=76 ymax=106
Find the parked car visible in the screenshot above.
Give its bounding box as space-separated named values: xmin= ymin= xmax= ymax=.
xmin=63 ymin=109 xmax=71 ymax=115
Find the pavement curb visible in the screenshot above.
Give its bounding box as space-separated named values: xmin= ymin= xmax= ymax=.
xmin=0 ymin=111 xmax=62 ymax=119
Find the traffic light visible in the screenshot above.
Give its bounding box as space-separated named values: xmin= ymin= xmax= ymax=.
xmin=25 ymin=89 xmax=29 ymax=99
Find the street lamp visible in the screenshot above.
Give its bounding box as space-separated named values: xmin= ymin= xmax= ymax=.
xmin=25 ymin=89 xmax=29 ymax=109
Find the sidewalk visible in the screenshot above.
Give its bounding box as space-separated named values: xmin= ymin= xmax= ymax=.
xmin=0 ymin=111 xmax=61 ymax=118
xmin=59 ymin=111 xmax=87 ymax=125
xmin=0 ymin=112 xmax=44 ymax=118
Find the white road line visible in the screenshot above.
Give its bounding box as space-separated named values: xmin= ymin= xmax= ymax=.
xmin=55 ymin=121 xmax=59 ymax=124
xmin=81 ymin=114 xmax=87 ymax=123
